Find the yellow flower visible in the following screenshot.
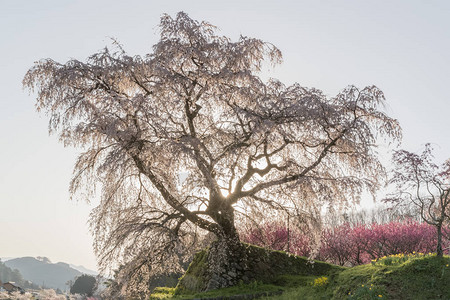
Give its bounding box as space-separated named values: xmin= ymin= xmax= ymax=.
xmin=378 ymin=295 xmax=383 ymax=298
xmin=313 ymin=276 xmax=328 ymax=287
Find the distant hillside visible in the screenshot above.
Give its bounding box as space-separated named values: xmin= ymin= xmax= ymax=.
xmin=0 ymin=260 xmax=39 ymax=289
xmin=4 ymin=257 xmax=82 ymax=291
xmin=69 ymin=264 xmax=98 ymax=276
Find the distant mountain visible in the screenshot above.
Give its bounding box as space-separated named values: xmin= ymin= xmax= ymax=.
xmin=0 ymin=257 xmax=15 ymax=262
xmin=69 ymin=264 xmax=98 ymax=276
xmin=4 ymin=257 xmax=82 ymax=291
xmin=1 ymin=257 xmax=98 ymax=275
xmin=0 ymin=260 xmax=40 ymax=289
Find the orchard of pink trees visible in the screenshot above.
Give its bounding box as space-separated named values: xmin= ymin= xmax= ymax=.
xmin=240 ymin=222 xmax=311 ymax=257
xmin=240 ymin=219 xmax=449 ymax=266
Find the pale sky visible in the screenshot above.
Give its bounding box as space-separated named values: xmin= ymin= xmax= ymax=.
xmin=1 ymin=0 xmax=449 ymax=272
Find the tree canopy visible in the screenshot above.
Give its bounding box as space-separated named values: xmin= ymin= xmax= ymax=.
xmin=70 ymin=274 xmax=96 ymax=296
xmin=386 ymin=144 xmax=450 ymax=256
xmin=24 ymin=12 xmax=401 ymax=293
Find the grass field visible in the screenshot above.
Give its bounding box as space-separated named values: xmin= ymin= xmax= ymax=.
xmin=150 ymin=252 xmax=450 ymax=300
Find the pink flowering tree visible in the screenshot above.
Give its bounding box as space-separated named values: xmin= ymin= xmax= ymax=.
xmin=319 ymin=223 xmax=355 ymax=265
xmin=240 ymin=222 xmax=310 ymax=257
xmin=364 ymin=221 xmax=438 ymax=259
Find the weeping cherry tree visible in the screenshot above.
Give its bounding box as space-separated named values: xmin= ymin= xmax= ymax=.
xmin=24 ymin=12 xmax=401 ymax=292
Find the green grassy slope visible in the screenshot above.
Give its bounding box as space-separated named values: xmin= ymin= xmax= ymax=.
xmin=150 ymin=249 xmax=450 ymax=300
xmin=266 ymin=253 xmax=450 ymax=300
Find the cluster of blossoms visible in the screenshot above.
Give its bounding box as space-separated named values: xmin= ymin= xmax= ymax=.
xmin=241 ymin=219 xmax=449 ymax=266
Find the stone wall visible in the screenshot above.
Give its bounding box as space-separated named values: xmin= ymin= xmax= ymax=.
xmin=176 ymin=243 xmax=341 ymax=293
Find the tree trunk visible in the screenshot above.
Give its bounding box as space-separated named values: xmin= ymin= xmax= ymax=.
xmin=436 ymin=225 xmax=443 ymax=257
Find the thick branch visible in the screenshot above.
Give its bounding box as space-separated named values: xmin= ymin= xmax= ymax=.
xmin=130 ymin=153 xmax=219 ymax=234
xmin=237 ymin=130 xmax=345 ymax=199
